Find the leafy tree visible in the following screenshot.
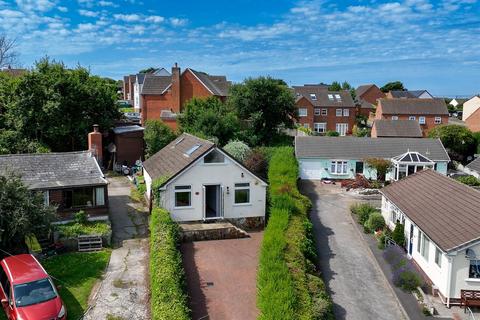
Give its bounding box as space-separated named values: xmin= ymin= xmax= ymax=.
xmin=328 ymin=81 xmax=342 ymax=91
xmin=0 ymin=174 xmax=55 ymax=251
xmin=428 ymin=125 xmax=477 ymax=162
xmin=228 ymin=76 xmax=296 ymax=146
xmin=139 ymin=67 xmax=157 ymax=74
xmin=352 ymin=125 xmax=370 ymax=137
xmin=365 ymin=158 xmax=393 ymax=181
xmin=144 ymin=120 xmax=177 ymax=158
xmin=0 ymin=129 xmax=49 ymax=154
xmin=223 ymin=140 xmax=251 ymax=162
xmin=0 ymin=35 xmax=18 ymax=68
xmin=456 ymin=175 xmax=480 ymax=187
xmin=244 ymin=148 xmax=268 ymax=179
xmin=179 ymin=97 xmax=239 ymax=146
xmin=328 ymin=81 xmax=356 ymax=100
xmin=3 ymin=58 xmax=121 ymax=152
xmin=380 ymin=81 xmax=405 ymax=93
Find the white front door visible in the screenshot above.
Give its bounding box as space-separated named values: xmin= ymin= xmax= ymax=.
xmin=336 ymin=123 xmax=348 ymax=136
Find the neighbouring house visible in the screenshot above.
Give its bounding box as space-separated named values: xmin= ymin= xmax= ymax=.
xmin=293 ymin=85 xmax=356 ymax=136
xmin=371 ymin=119 xmax=423 ymax=138
xmin=449 ymin=98 xmax=468 ymax=108
xmin=106 ymin=125 xmax=144 ymax=170
xmin=464 ymin=157 xmax=480 ymax=178
xmin=462 ymin=96 xmax=480 ymax=132
xmin=386 ymin=90 xmax=434 ymax=99
xmin=356 ymin=84 xmax=386 ymax=105
xmin=142 ymin=133 xmax=267 ymax=228
xmin=133 ymin=68 xmax=171 ymax=113
xmin=140 ymin=63 xmax=231 ymax=130
xmin=295 ymin=136 xmax=449 ymax=181
xmin=375 ymin=98 xmax=449 ymax=136
xmin=0 ymin=151 xmax=108 ymax=219
xmin=380 ymin=169 xmax=480 ymax=306
xmin=122 ymin=74 xmax=136 ymax=104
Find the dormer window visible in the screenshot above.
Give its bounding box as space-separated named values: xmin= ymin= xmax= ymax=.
xmin=310 ymin=93 xmax=317 ymax=101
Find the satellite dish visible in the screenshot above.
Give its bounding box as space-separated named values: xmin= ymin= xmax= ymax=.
xmin=466 ymin=248 xmax=477 ymax=259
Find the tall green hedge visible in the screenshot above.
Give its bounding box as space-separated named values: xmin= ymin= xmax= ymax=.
xmin=257 ymin=147 xmax=334 ymax=320
xmin=150 ymin=207 xmax=190 ymax=320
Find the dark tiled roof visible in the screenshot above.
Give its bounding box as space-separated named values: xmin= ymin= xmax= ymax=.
xmin=360 ymin=99 xmax=375 ymax=109
xmin=293 ymin=85 xmax=355 ymax=107
xmin=189 ymin=69 xmax=230 ymax=96
xmin=143 ymin=133 xmax=214 ymax=184
xmin=466 ymin=157 xmax=480 ymax=173
xmin=373 ymin=120 xmax=423 ymax=138
xmin=0 ymin=151 xmax=106 ymax=190
xmin=141 ymin=75 xmax=172 ymax=95
xmin=379 ymin=98 xmax=448 ymax=115
xmin=381 ymin=170 xmax=480 ymax=252
xmin=295 ymin=136 xmax=450 ymax=161
xmin=136 ymin=74 xmax=146 ymax=85
xmin=389 ymin=90 xmax=432 ymax=99
xmin=356 ymin=84 xmax=375 ymax=98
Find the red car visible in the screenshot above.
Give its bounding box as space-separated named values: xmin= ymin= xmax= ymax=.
xmin=0 ymin=254 xmax=66 ymax=320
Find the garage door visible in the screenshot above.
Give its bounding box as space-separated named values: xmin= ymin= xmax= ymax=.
xmin=299 ymin=160 xmax=323 ymax=180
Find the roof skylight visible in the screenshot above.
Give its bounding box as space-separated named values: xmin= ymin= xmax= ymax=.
xmin=185 ymin=144 xmax=201 ymax=156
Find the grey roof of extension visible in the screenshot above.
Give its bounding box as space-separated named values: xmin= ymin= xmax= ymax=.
xmin=381 ymin=169 xmax=480 ymax=252
xmin=295 ymin=136 xmax=450 ymax=161
xmin=293 ymin=85 xmax=355 ymax=107
xmin=141 ymin=75 xmax=172 ymax=95
xmin=0 ymin=151 xmax=107 ymax=190
xmin=466 ymin=157 xmax=480 ymax=174
xmin=373 ymin=119 xmax=423 ymax=138
xmin=143 ymin=133 xmax=215 ymax=184
xmin=379 ymin=98 xmax=449 ymax=115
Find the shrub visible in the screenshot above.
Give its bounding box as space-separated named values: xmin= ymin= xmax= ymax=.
xmin=243 ymin=148 xmax=268 ymax=179
xmin=377 ymin=233 xmax=386 ymax=250
xmin=353 ymin=203 xmax=377 ymax=225
xmin=223 ymin=140 xmax=251 ymax=162
xmin=137 ymin=183 xmax=146 ymax=195
xmin=56 ymin=221 xmax=111 ymax=238
xmin=393 ymin=264 xmax=422 ymax=292
xmin=391 ymin=223 xmax=406 ymax=246
xmin=365 ymin=212 xmax=385 ymax=233
xmin=325 ymin=130 xmax=339 ymax=137
xmin=74 ymin=210 xmax=88 ymax=224
xmin=456 ymin=175 xmax=480 ymax=187
xmin=150 ymin=207 xmax=190 ymax=320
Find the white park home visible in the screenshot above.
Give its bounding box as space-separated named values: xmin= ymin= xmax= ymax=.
xmin=380 ymin=170 xmax=480 ymax=306
xmin=142 ymin=133 xmax=267 ymax=228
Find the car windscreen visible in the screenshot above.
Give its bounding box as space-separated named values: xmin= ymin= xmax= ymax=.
xmin=13 ymin=278 xmax=57 ymax=307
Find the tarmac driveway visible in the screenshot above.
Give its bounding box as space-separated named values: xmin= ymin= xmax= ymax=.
xmin=300 ymin=180 xmax=406 ymax=320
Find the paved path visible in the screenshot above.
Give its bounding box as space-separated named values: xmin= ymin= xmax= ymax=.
xmin=84 ymin=176 xmax=150 ymax=320
xmin=181 ymin=232 xmax=263 ymax=320
xmin=300 ymin=181 xmax=406 ymax=320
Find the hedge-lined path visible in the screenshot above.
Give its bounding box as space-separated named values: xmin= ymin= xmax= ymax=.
xmin=84 ymin=176 xmax=150 ymax=320
xmin=300 ymin=180 xmax=406 ymax=320
xmin=181 ymin=232 xmax=263 ymax=320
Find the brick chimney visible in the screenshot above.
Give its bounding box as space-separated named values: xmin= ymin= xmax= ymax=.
xmin=88 ymin=124 xmax=103 ymax=166
xmin=171 ymin=62 xmax=181 ymax=113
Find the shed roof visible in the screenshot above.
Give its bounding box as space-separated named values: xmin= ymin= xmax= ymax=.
xmin=379 ymin=98 xmax=448 ymax=115
xmin=0 ymin=151 xmax=106 ymax=190
xmin=373 ymin=119 xmax=423 ymax=138
xmin=381 ymin=170 xmax=480 ymax=252
xmin=466 ymin=157 xmax=480 ymax=174
xmin=295 ymin=136 xmax=449 ymax=161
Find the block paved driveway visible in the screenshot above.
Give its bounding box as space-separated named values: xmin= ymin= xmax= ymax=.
xmin=300 ymin=180 xmax=406 ymax=320
xmin=181 ymin=232 xmax=262 ymax=320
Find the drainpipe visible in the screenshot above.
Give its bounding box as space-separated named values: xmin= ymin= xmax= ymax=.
xmin=446 ymin=255 xmax=453 ymax=308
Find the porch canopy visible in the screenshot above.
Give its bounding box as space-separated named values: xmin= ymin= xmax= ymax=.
xmin=391 ymin=151 xmax=435 ymax=180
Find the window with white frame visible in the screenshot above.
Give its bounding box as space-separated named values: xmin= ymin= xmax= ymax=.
xmin=335 ymin=94 xmax=342 ymax=101
xmin=419 ymin=116 xmax=426 ymax=124
xmin=234 ymin=183 xmax=250 ymax=204
xmin=298 ymin=108 xmax=307 ymax=117
xmin=343 ymin=109 xmax=349 ymax=117
xmin=409 ymin=116 xmax=416 ymax=121
xmin=174 ymin=185 xmax=191 ymax=207
xmin=303 ymin=123 xmax=310 ymax=128
xmin=434 ymin=246 xmax=442 ymax=267
xmin=330 ymin=161 xmax=348 ymax=174
xmin=336 ymin=109 xmax=342 ymax=116
xmin=321 ymin=108 xmax=328 ymax=116
xmin=328 ymin=94 xmax=334 ymax=101
xmin=314 ymin=108 xmax=321 ymax=115
xmin=419 ymin=231 xmax=430 ymax=261
xmin=392 ymin=116 xmax=399 ymax=120
xmin=469 ymin=260 xmax=480 ymax=279
xmin=310 ymin=93 xmax=317 ymax=101
xmin=314 ymin=123 xmax=326 ymax=133
xmin=434 ymin=117 xmax=442 ymax=124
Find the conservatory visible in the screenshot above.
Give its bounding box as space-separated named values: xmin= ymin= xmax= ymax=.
xmin=391 ymin=151 xmax=435 ymax=180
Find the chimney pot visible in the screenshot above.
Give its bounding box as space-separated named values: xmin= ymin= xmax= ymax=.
xmin=93 ymin=124 xmax=100 ymax=132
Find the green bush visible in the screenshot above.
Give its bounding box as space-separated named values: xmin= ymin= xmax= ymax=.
xmin=392 ymin=223 xmax=406 ymax=246
xmin=223 ymin=140 xmax=251 ymax=162
xmin=325 ymin=130 xmax=339 ymax=137
xmin=150 ymin=207 xmax=190 ymax=320
xmin=456 ymin=175 xmax=480 ymax=186
xmin=352 ymin=203 xmax=376 ymax=225
xmin=396 ymin=270 xmax=422 ymax=291
xmin=56 ymin=221 xmax=111 ymax=238
xmin=74 ymin=210 xmax=88 ymax=224
xmin=365 ymin=212 xmax=385 ymax=233
xmin=258 ymin=147 xmax=333 ymax=320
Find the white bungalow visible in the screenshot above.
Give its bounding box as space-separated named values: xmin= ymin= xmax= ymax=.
xmin=380 ymin=170 xmax=480 ymax=306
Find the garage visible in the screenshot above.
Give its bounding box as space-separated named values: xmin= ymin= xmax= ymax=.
xmin=298 ymin=159 xmax=324 ymax=180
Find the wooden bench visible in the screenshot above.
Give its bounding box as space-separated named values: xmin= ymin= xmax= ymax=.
xmin=461 ymin=290 xmax=480 ymax=310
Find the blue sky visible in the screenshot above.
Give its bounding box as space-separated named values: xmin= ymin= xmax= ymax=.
xmin=0 ymin=0 xmax=479 ymax=96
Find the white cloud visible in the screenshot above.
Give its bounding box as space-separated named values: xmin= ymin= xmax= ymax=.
xmin=98 ymin=1 xmax=117 ymax=7
xmin=169 ymin=17 xmax=188 ymax=27
xmin=219 ymin=23 xmax=297 ymax=41
xmin=57 ymin=6 xmax=67 ymax=12
xmin=146 ymin=15 xmax=164 ymax=23
xmin=79 ymin=9 xmax=98 ymax=17
xmin=113 ymin=13 xmax=141 ymax=22
xmin=15 ymin=0 xmax=56 ymax=12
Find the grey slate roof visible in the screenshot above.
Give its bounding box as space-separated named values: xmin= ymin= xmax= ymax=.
xmin=466 ymin=157 xmax=480 ymax=174
xmin=373 ymin=120 xmax=423 ymax=138
xmin=389 ymin=90 xmax=432 ymax=99
xmin=142 ymin=133 xmax=214 ymax=184
xmin=295 ymin=136 xmax=450 ymax=161
xmin=0 ymin=151 xmax=107 ymax=190
xmin=379 ymin=98 xmax=449 ymax=115
xmin=141 ymin=75 xmax=172 ymax=95
xmin=112 ymin=125 xmax=144 ymax=134
xmin=381 ymin=169 xmax=480 ymax=252
xmin=189 ymin=69 xmax=230 ymax=96
xmin=293 ymin=85 xmax=355 ymax=107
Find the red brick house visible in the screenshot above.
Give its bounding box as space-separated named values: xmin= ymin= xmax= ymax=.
xmin=140 ymin=64 xmax=230 ymax=130
xmin=293 ymin=85 xmax=356 ymax=136
xmin=356 ymin=84 xmax=385 ymax=105
xmin=375 ymin=98 xmax=449 ymax=136
xmin=123 ymin=75 xmax=136 ymax=104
